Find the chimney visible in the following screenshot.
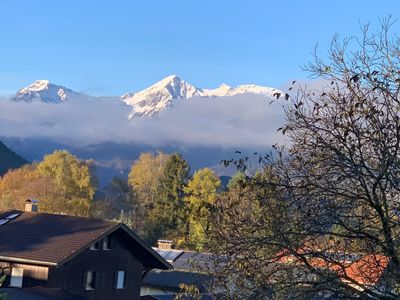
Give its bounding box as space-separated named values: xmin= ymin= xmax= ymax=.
xmin=157 ymin=239 xmax=173 ymax=250
xmin=25 ymin=199 xmax=39 ymax=212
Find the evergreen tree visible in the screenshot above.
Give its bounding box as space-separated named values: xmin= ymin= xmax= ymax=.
xmin=148 ymin=153 xmax=190 ymax=244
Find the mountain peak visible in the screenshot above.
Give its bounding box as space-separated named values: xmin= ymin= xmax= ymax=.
xmin=201 ymin=82 xmax=232 ymax=97
xmin=162 ymin=74 xmax=179 ymax=81
xmin=12 ymin=80 xmax=78 ymax=103
xmin=23 ymin=80 xmax=51 ymax=92
xmin=153 ymin=75 xmax=183 ymax=89
xmin=121 ymin=75 xmax=281 ymax=118
xmin=122 ymin=75 xmax=200 ymax=118
xmin=219 ymin=83 xmax=231 ymax=89
xmin=154 ymin=74 xmax=177 ymax=84
xmin=227 ymin=84 xmax=280 ymax=96
xmin=34 ymin=79 xmax=50 ymax=85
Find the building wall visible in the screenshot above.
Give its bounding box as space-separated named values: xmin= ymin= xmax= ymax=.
xmin=141 ymin=286 xmax=176 ymax=296
xmin=0 ymin=261 xmax=48 ymax=287
xmin=47 ymin=229 xmax=144 ymax=300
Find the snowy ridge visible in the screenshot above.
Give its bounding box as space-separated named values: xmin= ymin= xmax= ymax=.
xmin=11 ymin=76 xmax=282 ymax=118
xmin=122 ymin=75 xmax=281 ymax=118
xmin=121 ymin=75 xmax=201 ymax=117
xmin=12 ymin=80 xmax=80 ymax=103
xmin=202 ymin=83 xmax=232 ymax=97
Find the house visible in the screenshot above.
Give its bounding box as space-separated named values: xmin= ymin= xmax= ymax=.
xmin=0 ymin=200 xmax=171 ymax=300
xmin=141 ymin=240 xmax=214 ymax=299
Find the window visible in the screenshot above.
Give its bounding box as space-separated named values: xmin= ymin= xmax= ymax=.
xmin=115 ymin=271 xmax=125 ymax=289
xmin=84 ymin=271 xmax=97 ymax=290
xmin=103 ymin=236 xmax=112 ymax=250
xmin=90 ymin=242 xmax=100 ymax=250
xmin=10 ymin=268 xmax=24 ymax=288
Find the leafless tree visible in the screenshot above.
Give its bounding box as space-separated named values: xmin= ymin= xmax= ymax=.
xmin=211 ymin=19 xmax=400 ymax=299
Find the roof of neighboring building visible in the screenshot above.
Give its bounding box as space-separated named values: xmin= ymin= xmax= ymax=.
xmin=335 ymin=254 xmax=390 ymax=285
xmin=0 ymin=210 xmax=171 ymax=270
xmin=173 ymin=251 xmax=215 ymax=272
xmin=141 ymin=296 xmax=169 ymax=300
xmin=277 ymin=248 xmax=390 ymax=286
xmin=143 ymin=270 xmax=213 ymax=293
xmin=153 ymin=248 xmax=215 ymax=272
xmin=142 ymin=248 xmax=215 ymax=293
xmin=0 ymin=287 xmax=83 ymax=300
xmin=140 ymin=294 xmax=213 ymax=300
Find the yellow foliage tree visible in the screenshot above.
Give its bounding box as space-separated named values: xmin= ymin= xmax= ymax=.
xmin=0 ymin=164 xmax=42 ymax=210
xmin=0 ymin=150 xmax=97 ymax=217
xmin=127 ymin=152 xmax=168 ymax=235
xmin=184 ymin=168 xmax=221 ymax=251
xmin=0 ymin=164 xmax=71 ymax=213
xmin=36 ymin=150 xmax=97 ymax=216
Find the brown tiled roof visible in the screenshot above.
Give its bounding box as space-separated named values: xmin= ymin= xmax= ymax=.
xmin=0 ymin=210 xmax=116 ymax=265
xmin=0 ymin=210 xmax=171 ymax=270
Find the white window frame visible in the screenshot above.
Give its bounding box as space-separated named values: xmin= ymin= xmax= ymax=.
xmin=103 ymin=236 xmax=111 ymax=250
xmin=116 ymin=270 xmax=125 ymax=289
xmin=85 ymin=270 xmax=96 ymax=290
xmin=89 ymin=242 xmax=99 ymax=251
xmin=10 ymin=268 xmax=24 ymax=288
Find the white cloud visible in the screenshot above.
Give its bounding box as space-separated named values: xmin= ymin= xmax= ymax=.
xmin=0 ymin=94 xmax=286 ymax=149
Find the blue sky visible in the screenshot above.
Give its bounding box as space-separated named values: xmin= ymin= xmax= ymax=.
xmin=0 ymin=0 xmax=398 ymax=96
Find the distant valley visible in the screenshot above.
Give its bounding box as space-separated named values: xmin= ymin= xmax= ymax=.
xmin=1 ymin=137 xmax=261 ymax=187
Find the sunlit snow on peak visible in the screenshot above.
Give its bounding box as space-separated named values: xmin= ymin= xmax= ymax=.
xmin=12 ymin=80 xmax=79 ymax=103
xmin=122 ymin=75 xmax=282 ymax=118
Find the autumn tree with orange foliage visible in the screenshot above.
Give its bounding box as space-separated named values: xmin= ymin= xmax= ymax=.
xmin=0 ymin=150 xmax=97 ymax=217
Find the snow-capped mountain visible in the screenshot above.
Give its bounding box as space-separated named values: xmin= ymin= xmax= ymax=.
xmin=10 ymin=76 xmax=282 ymax=118
xmin=121 ymin=75 xmax=282 ymax=118
xmin=11 ymin=80 xmax=81 ymax=103
xmin=121 ymin=75 xmax=201 ymax=117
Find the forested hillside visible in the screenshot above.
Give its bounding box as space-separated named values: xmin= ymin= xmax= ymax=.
xmin=0 ymin=140 xmax=27 ymax=175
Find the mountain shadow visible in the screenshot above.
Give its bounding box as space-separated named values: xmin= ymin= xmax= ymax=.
xmin=0 ymin=140 xmax=28 ymax=176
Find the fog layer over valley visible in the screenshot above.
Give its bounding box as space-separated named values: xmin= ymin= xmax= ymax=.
xmin=0 ymin=92 xmax=285 ymax=185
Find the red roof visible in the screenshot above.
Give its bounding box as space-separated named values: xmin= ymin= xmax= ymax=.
xmin=276 ymin=248 xmax=390 ymax=286
xmin=341 ymin=254 xmax=390 ymax=285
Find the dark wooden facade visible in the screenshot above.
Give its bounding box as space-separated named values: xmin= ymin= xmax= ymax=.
xmin=0 ymin=261 xmax=48 ymax=287
xmin=1 ymin=229 xmax=147 ymax=300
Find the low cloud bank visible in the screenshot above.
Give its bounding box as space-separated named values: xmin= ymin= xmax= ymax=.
xmin=0 ymin=94 xmax=286 ymax=148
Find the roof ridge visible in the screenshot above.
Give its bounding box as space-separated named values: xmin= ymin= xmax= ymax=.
xmin=0 ymin=211 xmax=171 ymax=270
xmin=0 ymin=209 xmax=117 ymax=224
